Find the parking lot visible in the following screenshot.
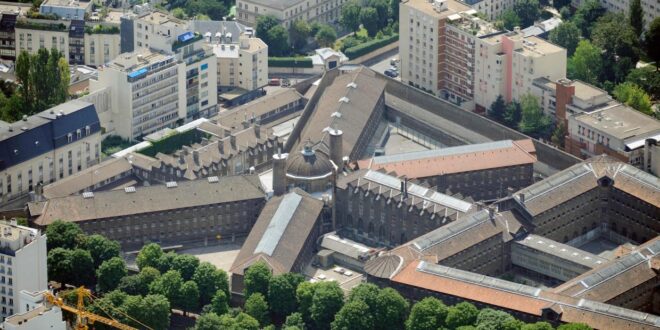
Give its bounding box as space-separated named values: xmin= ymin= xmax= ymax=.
xmin=370 ymin=52 xmax=401 ymax=81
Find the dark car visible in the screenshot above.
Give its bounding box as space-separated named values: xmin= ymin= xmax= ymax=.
xmin=384 ymin=69 xmax=398 ymax=78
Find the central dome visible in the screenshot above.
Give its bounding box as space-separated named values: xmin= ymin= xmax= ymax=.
xmin=286 ymin=143 xmax=334 ymax=179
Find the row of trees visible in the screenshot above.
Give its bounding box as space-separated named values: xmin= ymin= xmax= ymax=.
xmin=497 ymin=0 xmax=544 ymax=30
xmin=256 ymin=15 xmax=338 ymax=56
xmin=168 ymin=0 xmax=231 ymax=21
xmin=340 ymin=0 xmax=398 ymax=37
xmin=0 ymin=49 xmax=69 ymax=122
xmin=195 ymin=261 xmax=594 ymax=330
xmin=488 ymin=94 xmax=553 ymax=139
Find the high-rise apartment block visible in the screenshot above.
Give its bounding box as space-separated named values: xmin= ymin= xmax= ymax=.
xmin=0 ymin=220 xmax=47 ymax=320
xmin=572 ymin=0 xmax=659 ymax=30
xmin=400 ymin=0 xmax=498 ymax=109
xmin=474 ymin=28 xmax=566 ymax=112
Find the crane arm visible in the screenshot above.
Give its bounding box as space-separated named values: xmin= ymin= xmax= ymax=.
xmin=44 ymin=291 xmax=140 ymax=330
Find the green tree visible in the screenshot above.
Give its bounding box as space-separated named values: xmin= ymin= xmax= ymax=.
xmin=219 ymin=312 xmax=260 ymax=330
xmin=360 ymin=7 xmax=381 ymax=37
xmin=549 ymin=22 xmax=580 ymax=56
xmin=290 ymin=20 xmax=311 ymax=50
xmin=296 ymin=281 xmax=317 ymax=323
xmin=522 ymin=322 xmax=554 ymax=330
xmin=390 ymin=0 xmax=399 ymax=21
xmin=375 ymin=288 xmax=409 ymax=330
xmin=284 ymin=312 xmax=305 ymax=329
xmin=171 ymin=254 xmax=199 ymax=281
xmin=446 ymin=302 xmax=479 ymax=329
xmin=476 ymin=308 xmax=518 ymax=330
xmin=136 ymin=243 xmax=163 ymax=270
xmin=519 ymin=94 xmax=551 ymax=137
xmin=70 ymin=249 xmax=95 ymax=285
xmin=488 ymin=95 xmax=507 ymax=122
xmin=513 ymin=0 xmax=541 ymax=27
xmin=369 ymin=0 xmax=390 ymax=28
xmin=256 ymin=15 xmax=280 ymax=45
xmin=171 ymin=7 xmax=186 ymax=19
xmin=156 ymin=252 xmax=177 ymax=273
xmin=499 ymin=10 xmax=522 ymax=30
xmin=244 ymin=261 xmax=272 ymax=297
xmin=405 ymin=297 xmax=448 ymax=330
xmin=332 ymin=300 xmax=374 ymax=330
xmin=268 ymin=273 xmax=304 ymax=319
xmin=193 ymin=262 xmax=229 ymax=305
xmin=268 ymin=25 xmax=290 ymax=56
xmin=572 ymin=0 xmax=605 ymax=38
xmin=553 ymin=0 xmax=571 ymax=10
xmin=179 ymin=281 xmax=200 ymax=315
xmin=591 ymin=13 xmax=640 ymax=83
xmin=560 ymin=6 xmax=572 ymax=20
xmin=15 ymin=51 xmax=31 ymax=114
xmin=47 ymin=248 xmax=73 ymax=284
xmin=626 ymin=66 xmax=660 ymax=99
xmin=117 ymin=275 xmax=148 ymax=296
xmin=568 ymin=40 xmax=603 ymax=85
xmin=84 ymin=234 xmax=120 ymax=268
xmin=552 ymin=121 xmax=567 ymax=148
xmin=210 ymin=289 xmax=229 ymax=315
xmin=504 ymin=101 xmax=522 ymax=128
xmin=629 ymin=0 xmax=643 ymax=36
xmin=45 ymin=220 xmax=84 ymax=250
xmin=97 ymin=257 xmax=127 ymax=292
xmin=316 ymin=25 xmax=338 ymax=48
xmin=347 ymin=283 xmax=379 ymax=311
xmin=139 ymin=266 xmax=161 ymax=288
xmin=340 ymin=1 xmax=362 ymax=33
xmin=195 ymin=312 xmax=223 ymax=330
xmin=557 ymin=324 xmax=593 ymax=330
xmin=245 ymin=292 xmax=270 ymax=326
xmin=149 ymin=270 xmax=183 ymax=310
xmin=613 ymin=82 xmax=653 ymax=115
xmin=126 ymin=294 xmax=171 ymax=330
xmin=645 ymin=18 xmax=660 ymax=68
xmin=310 ymin=282 xmax=345 ymax=330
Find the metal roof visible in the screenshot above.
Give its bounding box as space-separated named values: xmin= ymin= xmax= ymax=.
xmin=514 ymin=234 xmax=608 ymax=268
xmin=372 ymin=140 xmax=516 ymax=165
xmin=363 ymin=170 xmax=472 ymax=213
xmin=412 ymin=210 xmax=490 ymax=251
xmin=253 ymin=193 xmax=303 ymax=256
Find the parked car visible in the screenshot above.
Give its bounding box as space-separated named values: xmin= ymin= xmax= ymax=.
xmin=390 ymin=58 xmax=398 ymax=66
xmin=269 ymin=78 xmax=281 ymax=86
xmin=384 ymin=69 xmax=398 ymax=78
xmin=281 ymin=78 xmax=291 ymax=87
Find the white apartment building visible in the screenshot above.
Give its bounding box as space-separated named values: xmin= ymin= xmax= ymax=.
xmin=0 ymin=220 xmax=47 ymax=320
xmin=15 ymin=21 xmax=69 ymax=59
xmin=572 ymin=0 xmax=659 ymax=30
xmin=91 ymin=49 xmax=183 ymax=140
xmin=131 ymin=11 xmax=189 ymax=51
xmin=460 ymin=0 xmax=516 ymax=21
xmin=83 ymin=32 xmax=121 ymax=66
xmin=210 ymin=34 xmax=268 ymax=95
xmin=531 ymin=77 xmax=613 ymax=121
xmin=474 ymin=28 xmax=566 ymax=112
xmin=0 ymin=100 xmax=102 ymax=205
xmin=236 ymin=0 xmax=348 ymax=28
xmin=2 ymin=290 xmax=66 ymax=330
xmin=400 ymin=0 xmax=498 ymax=109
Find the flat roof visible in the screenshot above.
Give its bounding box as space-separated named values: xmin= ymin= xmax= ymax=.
xmin=42 ymin=0 xmax=92 ymax=8
xmin=404 ymin=0 xmax=471 ymax=19
xmin=574 ymin=103 xmax=660 ymax=141
xmin=107 ymin=49 xmax=173 ymax=73
xmin=514 ymin=234 xmax=608 ymax=269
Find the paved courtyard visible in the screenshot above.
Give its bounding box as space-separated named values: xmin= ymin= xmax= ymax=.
xmin=179 ymin=243 xmax=243 ymax=272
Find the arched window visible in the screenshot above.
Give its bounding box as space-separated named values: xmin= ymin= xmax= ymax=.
xmin=400 ymin=233 xmax=407 ymax=244
xmin=367 ymin=222 xmax=374 ymax=236
xmin=378 ymin=226 xmax=385 ymax=241
xmin=357 ymin=218 xmax=363 ymax=233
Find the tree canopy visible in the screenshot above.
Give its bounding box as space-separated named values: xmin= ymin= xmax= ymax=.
xmin=310 ymin=282 xmax=345 ymax=330
xmin=405 ymin=297 xmax=448 ymax=330
xmin=613 ymin=82 xmax=654 ymax=116
xmin=568 ymin=40 xmax=603 ymax=85
xmin=549 ymin=22 xmax=581 ymax=56
xmin=245 ymin=292 xmax=270 ymax=326
xmin=97 ymin=257 xmax=127 ymax=292
xmin=244 ymin=261 xmax=272 ymax=297
xmin=45 ymin=220 xmax=85 ymax=250
xmin=332 ymin=300 xmax=374 ymax=330
xmin=645 ymin=18 xmax=660 ymax=68
xmin=136 ymin=243 xmax=163 ymax=270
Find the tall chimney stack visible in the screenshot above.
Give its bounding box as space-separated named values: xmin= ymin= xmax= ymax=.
xmin=329 ymin=128 xmax=343 ymax=169
xmin=272 ymin=151 xmax=288 ymax=196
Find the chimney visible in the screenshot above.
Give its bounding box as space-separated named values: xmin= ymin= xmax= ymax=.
xmin=329 ymin=129 xmax=343 ymax=169
xmin=488 ymin=205 xmax=496 ymax=220
xmin=201 ymin=137 xmax=209 ymax=146
xmin=518 ymin=193 xmax=525 ymax=204
xmin=507 ymin=187 xmax=515 ymax=197
xmin=254 ymin=123 xmax=261 ymax=139
xmin=401 ymin=177 xmax=408 ymax=199
xmin=178 ymin=152 xmax=185 ymax=164
xmin=193 ymin=150 xmax=199 ymax=164
xmin=218 ymin=140 xmax=225 ymax=154
xmin=643 ymin=138 xmax=656 ymax=172
xmin=230 ymin=134 xmax=236 ymax=148
xmin=272 ymin=151 xmax=288 ymax=196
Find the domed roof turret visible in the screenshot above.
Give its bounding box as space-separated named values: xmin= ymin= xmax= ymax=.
xmin=286 ymin=141 xmax=334 ymax=179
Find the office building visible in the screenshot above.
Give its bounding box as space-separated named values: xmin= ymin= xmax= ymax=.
xmin=0 ymin=100 xmax=102 ymax=204
xmin=0 ymin=221 xmax=47 ymax=320
xmin=236 ymin=0 xmax=348 ymax=28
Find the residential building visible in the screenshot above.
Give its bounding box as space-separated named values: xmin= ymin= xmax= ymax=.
xmin=28 ymin=175 xmax=267 ymax=249
xmin=572 ymin=0 xmax=659 ymax=30
xmin=91 ymin=49 xmax=182 ymax=140
xmin=2 ymin=291 xmax=65 ymax=330
xmin=0 ymin=13 xmax=17 ymax=60
xmin=128 ymin=10 xmax=188 ymax=51
xmin=531 ymin=78 xmax=613 ymax=123
xmin=83 ymin=29 xmax=121 ymax=66
xmin=460 ymin=0 xmax=515 ymax=21
xmin=207 ymin=32 xmax=268 ymax=106
xmin=565 ymin=103 xmax=660 ymax=168
xmin=474 ymin=28 xmax=566 ymax=112
xmin=400 ymin=0 xmax=499 ymax=108
xmin=0 ymin=220 xmax=47 ymax=320
xmin=0 ymin=100 xmax=102 ymax=204
xmin=522 ymin=17 xmax=563 ymax=39
xmin=357 ymin=139 xmax=537 ymax=201
xmin=230 ymin=189 xmax=328 ymax=299
xmin=236 ymin=0 xmax=347 ymax=28
xmin=15 ymin=20 xmax=69 ymax=58
xmin=39 ymin=0 xmax=92 ymax=20
xmin=67 ymin=19 xmax=84 ymax=64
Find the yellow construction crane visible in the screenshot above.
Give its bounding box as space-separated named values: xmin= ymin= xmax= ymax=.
xmin=43 ymin=286 xmax=143 ymax=330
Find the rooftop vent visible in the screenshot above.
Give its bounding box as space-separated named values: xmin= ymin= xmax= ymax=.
xmin=82 ymin=192 xmax=94 ymax=199
xmin=331 ymin=111 xmax=342 ymax=118
xmin=124 ymin=186 xmax=136 ymax=193
xmin=207 ymin=176 xmax=219 ymax=183
xmin=166 ymin=181 xmax=178 ymax=188
xmin=347 ymin=82 xmax=357 ymax=88
xmin=339 ymin=96 xmax=349 ymax=103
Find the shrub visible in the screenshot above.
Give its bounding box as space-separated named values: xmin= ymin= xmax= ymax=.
xmin=268 ymin=57 xmax=313 ymax=68
xmin=344 ymin=34 xmax=398 ymax=59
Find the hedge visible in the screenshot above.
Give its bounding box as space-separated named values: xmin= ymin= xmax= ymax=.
xmin=344 ymin=34 xmax=399 ymax=60
xmin=268 ymin=57 xmax=313 ymax=68
xmin=138 ymin=129 xmax=207 ymax=157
